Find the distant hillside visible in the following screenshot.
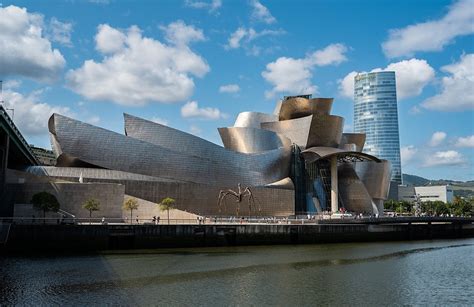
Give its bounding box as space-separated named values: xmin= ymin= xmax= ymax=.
xmin=403 ymin=174 xmax=474 ymax=187
xmin=402 ymin=174 xmax=429 ymax=186
xmin=402 ymin=174 xmax=474 ymax=198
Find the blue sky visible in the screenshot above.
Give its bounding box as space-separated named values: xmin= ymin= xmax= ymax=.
xmin=0 ymin=0 xmax=473 ymax=180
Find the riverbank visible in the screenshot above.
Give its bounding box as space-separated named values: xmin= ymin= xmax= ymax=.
xmin=1 ymin=217 xmax=473 ymax=252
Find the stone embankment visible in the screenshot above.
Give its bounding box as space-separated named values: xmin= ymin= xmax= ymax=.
xmin=1 ymin=217 xmax=473 ymax=252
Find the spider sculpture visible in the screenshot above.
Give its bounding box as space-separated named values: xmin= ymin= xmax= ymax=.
xmin=217 ymin=183 xmax=260 ymax=216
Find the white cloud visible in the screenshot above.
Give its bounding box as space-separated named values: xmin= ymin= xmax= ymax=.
xmin=382 ymin=59 xmax=435 ymax=99
xmin=338 ymin=59 xmax=435 ymax=100
xmin=382 ymin=0 xmax=474 ymax=58
xmin=94 ymin=24 xmax=126 ymax=54
xmin=184 ymin=0 xmax=222 ymax=13
xmin=455 ymin=135 xmax=474 ymax=147
xmin=250 ymin=0 xmax=276 ymax=24
xmin=422 ymin=53 xmax=474 ymax=111
xmin=0 ymin=5 xmax=65 ymax=82
xmin=161 ymin=20 xmax=205 ymax=46
xmin=227 ymin=27 xmax=248 ymax=49
xmin=409 ymin=105 xmax=422 ymax=115
xmin=401 ymin=145 xmax=418 ymax=166
xmin=309 ymin=43 xmax=348 ymax=66
xmin=225 ymin=27 xmax=284 ymax=52
xmin=86 ymin=116 xmax=100 ymax=125
xmin=262 ymin=57 xmax=317 ymax=99
xmin=181 ymin=101 xmax=226 ymax=120
xmin=338 ymin=71 xmax=358 ymax=99
xmin=47 ymin=17 xmax=73 ymax=47
xmin=189 ymin=125 xmax=202 ymax=135
xmin=429 ymin=131 xmax=447 ymax=147
xmin=219 ymin=84 xmax=240 ymax=93
xmin=2 ymin=88 xmax=71 ymax=136
xmin=2 ymin=79 xmax=22 ymax=90
xmin=423 ymin=150 xmax=466 ymax=167
xmin=263 ymin=43 xmax=348 ymax=98
xmin=151 ymin=117 xmax=169 ymax=126
xmin=67 ymin=23 xmax=209 ymax=106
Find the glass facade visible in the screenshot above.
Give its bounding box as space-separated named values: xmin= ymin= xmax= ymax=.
xmin=354 ymin=71 xmax=402 ymax=184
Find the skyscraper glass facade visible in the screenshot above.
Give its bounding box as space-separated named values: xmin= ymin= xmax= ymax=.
xmin=354 ymin=71 xmax=402 ymax=184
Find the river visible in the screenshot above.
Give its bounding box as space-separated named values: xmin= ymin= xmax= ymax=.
xmin=1 ymin=239 xmax=473 ymax=305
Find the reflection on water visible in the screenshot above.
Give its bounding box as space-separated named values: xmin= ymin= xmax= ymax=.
xmin=1 ymin=239 xmax=473 ymax=305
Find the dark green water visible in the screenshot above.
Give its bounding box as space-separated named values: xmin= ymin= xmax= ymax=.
xmin=1 ymin=239 xmax=473 ymax=306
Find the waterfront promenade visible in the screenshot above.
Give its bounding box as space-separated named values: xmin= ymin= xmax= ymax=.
xmin=1 ymin=216 xmax=473 ymax=252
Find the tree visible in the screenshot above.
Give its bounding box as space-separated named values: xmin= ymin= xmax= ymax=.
xmin=83 ymin=198 xmax=100 ymax=223
xmin=158 ymin=197 xmax=176 ymax=225
xmin=384 ymin=199 xmax=397 ymax=211
xmin=433 ymin=201 xmax=449 ymax=216
xmin=123 ymin=198 xmax=139 ymax=224
xmin=30 ymin=191 xmax=60 ymax=223
xmin=451 ymin=198 xmax=473 ymax=217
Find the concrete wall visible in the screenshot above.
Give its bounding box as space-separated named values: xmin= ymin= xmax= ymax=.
xmin=122 ymin=195 xmax=199 ymax=223
xmin=11 ymin=182 xmax=124 ymax=219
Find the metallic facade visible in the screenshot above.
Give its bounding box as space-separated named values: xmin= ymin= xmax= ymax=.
xmin=354 ymin=71 xmax=402 ymax=184
xmin=261 ymin=115 xmax=313 ymax=148
xmin=339 ymin=133 xmax=366 ymax=152
xmin=27 ymin=93 xmax=393 ymax=217
xmin=50 ymin=114 xmax=291 ymax=187
xmin=306 ymin=114 xmax=344 ymax=148
xmin=218 ymin=127 xmax=291 ymax=153
xmin=355 ymin=160 xmax=391 ymax=213
xmin=233 ymin=112 xmax=277 ymax=128
xmin=279 ymin=97 xmax=333 ymax=120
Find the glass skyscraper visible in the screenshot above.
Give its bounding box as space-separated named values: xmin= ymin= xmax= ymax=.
xmin=354 ymin=71 xmax=402 ymax=184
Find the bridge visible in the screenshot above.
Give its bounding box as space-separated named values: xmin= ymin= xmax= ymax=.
xmin=0 ymin=105 xmax=39 ymax=215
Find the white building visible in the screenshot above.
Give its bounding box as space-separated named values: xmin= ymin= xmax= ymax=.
xmin=398 ymin=185 xmax=454 ymax=203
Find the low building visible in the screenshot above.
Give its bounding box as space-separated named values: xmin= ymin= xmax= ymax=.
xmin=398 ymin=185 xmax=454 ymax=203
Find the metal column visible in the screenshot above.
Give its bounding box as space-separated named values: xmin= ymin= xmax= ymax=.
xmin=330 ymin=156 xmax=338 ymax=212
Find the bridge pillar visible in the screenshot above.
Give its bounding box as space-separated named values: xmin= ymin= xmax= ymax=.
xmin=330 ymin=156 xmax=338 ymax=213
xmin=0 ymin=131 xmax=9 ymax=193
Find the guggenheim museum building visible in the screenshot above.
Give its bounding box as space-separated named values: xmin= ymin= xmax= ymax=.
xmin=21 ymin=95 xmax=391 ymax=218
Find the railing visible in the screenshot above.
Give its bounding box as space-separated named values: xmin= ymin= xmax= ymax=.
xmin=0 ymin=215 xmax=472 ymax=226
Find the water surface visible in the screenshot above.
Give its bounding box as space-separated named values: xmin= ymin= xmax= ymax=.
xmin=1 ymin=239 xmax=473 ymax=305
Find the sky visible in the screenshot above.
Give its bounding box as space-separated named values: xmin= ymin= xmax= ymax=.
xmin=0 ymin=0 xmax=473 ymax=181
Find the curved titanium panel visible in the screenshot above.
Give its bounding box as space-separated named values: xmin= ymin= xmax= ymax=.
xmin=125 ymin=113 xmax=290 ymax=157
xmin=25 ymin=166 xmax=183 ymax=183
xmin=51 ymin=114 xmax=291 ymax=187
xmin=309 ymin=97 xmax=333 ymax=115
xmin=338 ymin=163 xmax=377 ymax=214
xmin=306 ymin=114 xmax=344 ymax=148
xmin=218 ymin=127 xmax=291 ymax=153
xmin=339 ymin=133 xmax=366 ymax=152
xmin=278 ymin=97 xmax=333 ymax=121
xmin=355 ymin=159 xmax=391 ymax=201
xmin=301 ymin=147 xmax=381 ymax=164
xmin=260 ymin=115 xmax=312 ymax=148
xmin=233 ymin=112 xmax=278 ymax=128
